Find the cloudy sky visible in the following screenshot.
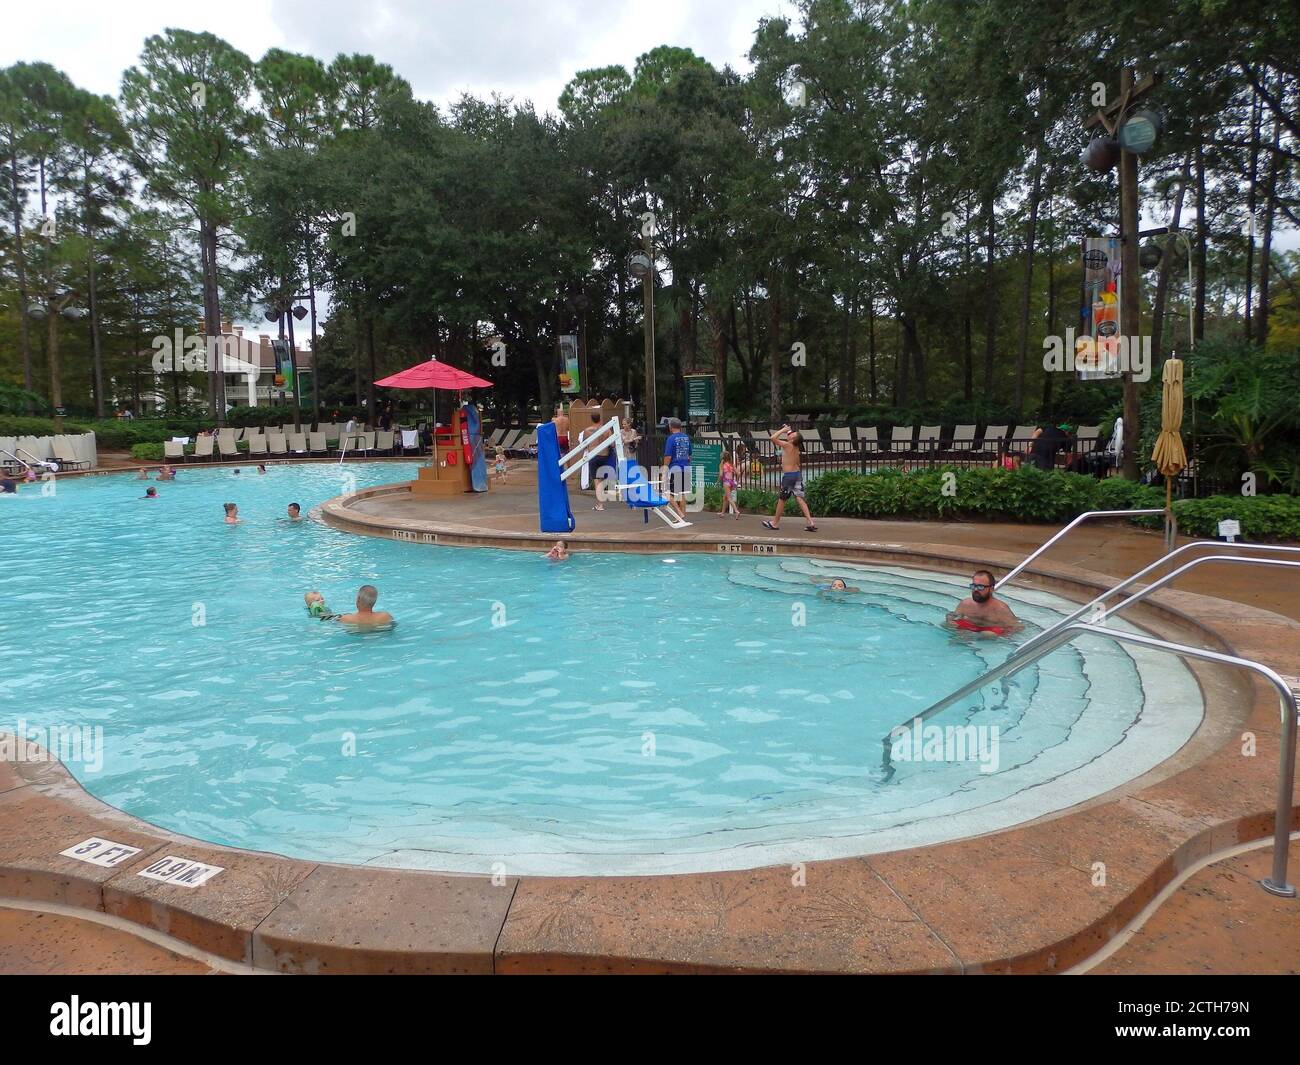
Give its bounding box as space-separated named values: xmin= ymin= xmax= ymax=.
xmin=3 ymin=0 xmax=798 ymax=112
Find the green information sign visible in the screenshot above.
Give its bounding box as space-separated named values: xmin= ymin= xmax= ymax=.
xmin=684 ymin=373 xmax=716 ymax=420
xmin=691 ymin=441 xmax=723 ymax=487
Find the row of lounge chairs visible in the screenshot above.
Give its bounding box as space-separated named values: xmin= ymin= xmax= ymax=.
xmin=486 ymin=427 xmax=539 ymax=455
xmin=174 ymin=428 xmax=424 ymax=462
xmin=700 ymin=424 xmax=1101 ymax=458
xmin=0 ymin=434 xmax=94 ymax=472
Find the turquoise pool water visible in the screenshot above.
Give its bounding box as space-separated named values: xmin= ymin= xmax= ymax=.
xmin=0 ymin=463 xmax=1202 ymax=874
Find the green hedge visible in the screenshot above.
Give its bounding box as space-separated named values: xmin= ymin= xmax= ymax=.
xmin=130 ymin=443 xmax=166 ymax=462
xmin=0 ymin=415 xmax=208 ymax=449
xmin=766 ymin=467 xmax=1300 ymax=541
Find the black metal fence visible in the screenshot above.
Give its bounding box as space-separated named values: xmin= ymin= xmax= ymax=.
xmin=635 ymin=429 xmax=1111 ymax=495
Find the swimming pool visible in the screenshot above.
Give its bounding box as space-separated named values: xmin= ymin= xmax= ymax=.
xmin=0 ymin=462 xmax=1203 ymax=875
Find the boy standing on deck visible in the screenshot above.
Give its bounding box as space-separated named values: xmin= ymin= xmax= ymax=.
xmin=761 ymin=426 xmax=818 ymax=532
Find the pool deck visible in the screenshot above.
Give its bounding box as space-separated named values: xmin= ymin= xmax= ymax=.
xmin=2 ymin=461 xmax=1298 ymax=973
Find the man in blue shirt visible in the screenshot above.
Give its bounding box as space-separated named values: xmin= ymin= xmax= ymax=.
xmin=662 ymin=417 xmax=692 ymax=521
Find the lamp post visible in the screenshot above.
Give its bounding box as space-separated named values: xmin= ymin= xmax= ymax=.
xmin=630 ymin=217 xmax=657 ymax=433
xmin=264 ymin=295 xmax=308 ymax=430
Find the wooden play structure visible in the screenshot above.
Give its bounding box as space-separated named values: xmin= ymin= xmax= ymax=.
xmin=409 ymin=406 xmax=488 ymax=498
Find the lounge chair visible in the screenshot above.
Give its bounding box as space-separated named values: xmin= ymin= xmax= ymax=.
xmin=828 ymin=426 xmax=854 ymax=453
xmin=915 ymin=425 xmax=941 ymax=457
xmin=217 ymin=434 xmax=239 ymax=461
xmin=308 ymin=432 xmax=328 ymax=455
xmin=949 ymin=424 xmax=977 ymax=452
xmin=977 ymin=425 xmax=1008 ymax=454
xmin=191 ymin=436 xmax=215 ymax=462
xmin=889 ymin=426 xmax=914 ymax=453
xmin=163 ymin=441 xmax=185 ymax=462
xmin=268 ymin=433 xmax=288 ymax=456
xmin=799 ymin=427 xmax=825 ymax=455
xmin=486 ymin=428 xmax=506 ymax=447
xmin=289 ymin=432 xmax=308 ymax=455
xmin=53 ymin=436 xmax=90 ymax=470
xmin=510 ymin=429 xmax=537 ymax=456
xmin=1075 ymin=425 xmax=1100 ymax=453
xmin=398 ymin=428 xmax=422 ymax=455
xmin=375 ymin=430 xmax=395 ymax=455
xmin=856 ymin=426 xmax=880 ymax=454
xmin=247 ymin=435 xmax=268 ymax=456
xmin=1010 ymin=424 xmax=1037 ymax=455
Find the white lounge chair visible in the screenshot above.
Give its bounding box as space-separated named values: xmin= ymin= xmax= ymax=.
xmin=977 ymin=425 xmax=1008 ymax=454
xmin=267 ymin=433 xmax=288 ymax=456
xmin=53 ymin=436 xmax=89 ymax=470
xmin=308 ymin=432 xmax=328 ymax=454
xmin=950 ymin=424 xmax=977 ymax=451
xmin=916 ymin=425 xmax=941 ymax=456
xmin=855 ymin=426 xmax=879 ymax=454
xmin=799 ymin=427 xmax=825 ymax=455
xmin=247 ymin=435 xmax=268 ymax=456
xmin=163 ymin=440 xmax=185 ymax=461
xmin=191 ymin=436 xmax=215 ymax=462
xmin=289 ymin=432 xmax=308 ymax=454
xmin=375 ymin=430 xmax=395 ymax=454
xmin=828 ymin=426 xmax=853 ymax=452
xmin=217 ymin=434 xmax=239 ymax=460
xmin=889 ymin=426 xmax=914 ymax=452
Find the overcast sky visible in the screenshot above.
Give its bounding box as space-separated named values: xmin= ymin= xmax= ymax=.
xmin=3 ymin=0 xmax=797 ymax=113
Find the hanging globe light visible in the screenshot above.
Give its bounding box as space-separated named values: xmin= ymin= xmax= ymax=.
xmin=1081 ymin=135 xmax=1120 ymax=172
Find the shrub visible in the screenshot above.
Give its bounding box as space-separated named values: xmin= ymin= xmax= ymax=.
xmin=798 ymin=467 xmax=1299 ymax=540
xmin=131 ymin=443 xmax=165 ymax=462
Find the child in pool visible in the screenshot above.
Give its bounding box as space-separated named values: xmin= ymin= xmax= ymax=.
xmin=719 ymin=453 xmax=740 ymax=519
xmin=545 ymin=540 xmax=569 ymax=561
xmin=223 ymin=502 xmax=240 ymax=524
xmin=812 ymin=577 xmax=859 ymax=592
xmin=303 ymin=591 xmax=340 ymax=620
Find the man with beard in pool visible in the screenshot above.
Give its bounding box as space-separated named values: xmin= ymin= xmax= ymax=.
xmin=947 ymin=569 xmax=1020 ymax=637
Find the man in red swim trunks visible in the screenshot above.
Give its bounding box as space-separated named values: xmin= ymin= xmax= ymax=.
xmin=947 ymin=569 xmax=1020 ymax=637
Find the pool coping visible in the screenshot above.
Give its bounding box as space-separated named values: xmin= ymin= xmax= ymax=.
xmin=2 ymin=479 xmax=1297 ymax=973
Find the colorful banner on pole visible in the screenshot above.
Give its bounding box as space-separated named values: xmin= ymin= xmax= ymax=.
xmin=558 ymin=335 xmax=580 ymax=394
xmin=271 ymin=338 xmax=294 ymax=390
xmin=1078 ymin=236 xmax=1123 ymax=380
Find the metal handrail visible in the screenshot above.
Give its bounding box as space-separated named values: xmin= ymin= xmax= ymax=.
xmin=881 ymin=621 xmax=1298 ymax=896
xmin=996 ymin=509 xmax=1168 ymax=589
xmin=1014 ymin=541 xmax=1300 ymax=661
xmin=0 ymin=447 xmax=30 ymax=472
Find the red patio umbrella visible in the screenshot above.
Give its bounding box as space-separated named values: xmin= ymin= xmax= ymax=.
xmin=374 ymin=360 xmax=493 ymax=390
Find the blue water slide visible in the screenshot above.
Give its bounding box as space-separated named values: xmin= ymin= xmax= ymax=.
xmin=536 ymin=422 xmax=575 ymax=533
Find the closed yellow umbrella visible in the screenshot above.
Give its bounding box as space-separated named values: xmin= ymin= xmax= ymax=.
xmin=1151 ymin=356 xmax=1187 ymax=536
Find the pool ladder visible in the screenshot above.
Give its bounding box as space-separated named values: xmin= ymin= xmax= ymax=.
xmin=881 ymin=533 xmax=1300 ymax=898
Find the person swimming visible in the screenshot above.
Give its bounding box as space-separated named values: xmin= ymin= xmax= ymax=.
xmin=546 ymin=540 xmax=569 ymax=561
xmin=334 ymin=584 xmax=395 ymax=627
xmin=223 ymin=502 xmax=240 ymax=524
xmin=813 ymin=576 xmax=859 ymax=592
xmin=304 ymin=591 xmax=340 ymax=620
xmin=287 ymin=502 xmax=302 ymax=521
xmin=947 ymin=568 xmax=1020 ymax=636
xmin=141 ymin=486 xmax=158 ymax=499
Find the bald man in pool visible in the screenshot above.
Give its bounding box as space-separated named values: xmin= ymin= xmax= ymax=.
xmin=946 ymin=569 xmax=1021 ymax=637
xmin=335 ymin=584 xmax=395 ymax=627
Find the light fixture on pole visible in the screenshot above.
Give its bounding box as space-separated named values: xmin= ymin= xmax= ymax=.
xmin=629 ymin=240 xmax=656 ymax=432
